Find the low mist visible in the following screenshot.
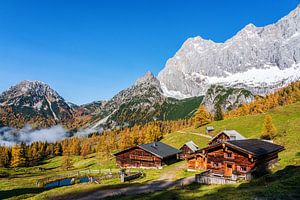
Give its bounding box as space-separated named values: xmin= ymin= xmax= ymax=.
xmin=0 ymin=125 xmax=95 ymax=147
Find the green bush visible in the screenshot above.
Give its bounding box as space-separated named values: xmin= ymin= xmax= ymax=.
xmin=0 ymin=170 xmax=10 ymax=178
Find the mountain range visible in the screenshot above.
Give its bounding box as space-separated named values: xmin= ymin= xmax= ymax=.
xmin=1 ymin=6 xmax=300 ymax=131
xmin=158 ymin=5 xmax=300 ymax=99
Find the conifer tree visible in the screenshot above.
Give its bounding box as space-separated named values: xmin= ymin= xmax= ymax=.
xmin=96 ymin=136 xmax=109 ymax=159
xmin=11 ymin=144 xmax=26 ymax=168
xmin=194 ymin=105 xmax=212 ymax=128
xmin=214 ymin=104 xmax=224 ymax=121
xmin=261 ymin=115 xmax=277 ymax=140
xmin=80 ymin=141 xmax=90 ymax=159
xmin=61 ymin=155 xmax=73 ymax=170
xmin=70 ymin=138 xmax=81 ymax=156
xmin=0 ymin=147 xmax=10 ymax=167
xmin=54 ymin=143 xmax=62 ymax=156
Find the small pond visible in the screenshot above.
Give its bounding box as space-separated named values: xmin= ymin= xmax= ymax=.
xmin=44 ymin=176 xmax=92 ymax=189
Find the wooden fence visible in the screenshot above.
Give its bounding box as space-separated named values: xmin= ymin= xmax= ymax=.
xmin=120 ymin=172 xmax=144 ymax=182
xmin=36 ymin=169 xmax=119 ymax=187
xmin=195 ymin=171 xmax=236 ymax=185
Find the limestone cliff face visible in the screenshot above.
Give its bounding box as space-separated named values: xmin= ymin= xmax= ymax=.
xmin=158 ymin=6 xmax=300 ymax=98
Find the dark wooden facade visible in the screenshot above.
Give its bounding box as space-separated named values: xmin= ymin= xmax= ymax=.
xmin=179 ymin=141 xmax=199 ymax=159
xmin=204 ymin=145 xmax=254 ymax=178
xmin=115 ymin=147 xmax=163 ymax=168
xmin=188 ymin=140 xmax=284 ymax=180
xmin=187 ymin=153 xmax=207 ymax=170
xmin=179 ymin=145 xmax=195 ymax=159
xmin=114 ymin=142 xmax=180 ymax=168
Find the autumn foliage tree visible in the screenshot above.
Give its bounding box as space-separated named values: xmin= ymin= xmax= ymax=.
xmin=11 ymin=144 xmax=26 ymax=168
xmin=194 ymin=105 xmax=212 ymax=128
xmin=0 ymin=118 xmax=192 ymax=168
xmin=226 ymin=81 xmax=300 ymax=119
xmin=80 ymin=141 xmax=90 ymax=159
xmin=261 ymin=115 xmax=277 ymax=140
xmin=0 ymin=147 xmax=10 ymax=167
xmin=61 ymin=155 xmax=73 ymax=170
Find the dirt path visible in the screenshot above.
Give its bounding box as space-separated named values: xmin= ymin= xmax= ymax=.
xmin=158 ymin=162 xmax=186 ymax=181
xmin=74 ymin=176 xmax=195 ymax=200
xmin=70 ymin=131 xmax=209 ymax=199
xmin=177 ymin=130 xmax=213 ymax=139
xmin=72 ymin=162 xmax=192 ymax=200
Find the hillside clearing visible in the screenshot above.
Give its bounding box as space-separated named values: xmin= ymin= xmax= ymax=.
xmin=105 ymin=102 xmax=300 ymax=199
xmin=1 ymin=102 xmax=300 ymax=199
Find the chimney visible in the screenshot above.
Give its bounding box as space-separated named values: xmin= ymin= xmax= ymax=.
xmin=152 ymin=142 xmax=157 ymax=147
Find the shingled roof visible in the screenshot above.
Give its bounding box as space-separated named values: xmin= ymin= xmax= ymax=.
xmin=180 ymin=141 xmax=199 ymax=152
xmin=226 ymin=139 xmax=285 ymax=157
xmin=138 ymin=142 xmax=181 ymax=159
xmin=210 ymin=130 xmax=245 ymax=142
xmin=113 ymin=142 xmax=181 ymax=159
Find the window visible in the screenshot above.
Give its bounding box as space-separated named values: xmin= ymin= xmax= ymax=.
xmin=212 ymin=162 xmax=220 ymax=168
xmin=230 ymin=136 xmax=236 ymax=140
xmin=240 ymin=166 xmax=247 ymax=172
xmin=225 ymin=152 xmax=233 ymax=158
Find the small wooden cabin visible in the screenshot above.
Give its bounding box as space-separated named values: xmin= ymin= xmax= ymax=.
xmin=113 ymin=142 xmax=181 ymax=168
xmin=208 ymin=130 xmax=245 ymax=145
xmin=188 ymin=139 xmax=284 ymax=180
xmin=179 ymin=141 xmax=199 ymax=159
xmin=206 ymin=126 xmax=214 ymax=134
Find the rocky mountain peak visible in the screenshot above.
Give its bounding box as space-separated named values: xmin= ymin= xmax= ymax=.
xmin=158 ymin=5 xmax=300 ymax=99
xmin=135 ymin=71 xmax=157 ymax=85
xmin=1 ymin=80 xmax=60 ymax=101
xmin=0 ymin=80 xmax=73 ymax=127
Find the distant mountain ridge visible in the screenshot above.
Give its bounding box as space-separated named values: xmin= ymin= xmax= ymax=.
xmin=0 ymin=80 xmax=74 ymax=128
xmin=158 ymin=6 xmax=300 ymax=99
xmin=2 ymin=6 xmax=300 ymax=130
xmin=84 ymin=71 xmax=203 ymax=131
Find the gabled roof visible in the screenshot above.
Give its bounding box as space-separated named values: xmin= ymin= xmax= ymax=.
xmin=202 ymin=139 xmax=284 ymax=158
xmin=113 ymin=142 xmax=181 ymax=159
xmin=226 ymin=139 xmax=284 ymax=157
xmin=139 ymin=142 xmax=181 ymax=159
xmin=180 ymin=141 xmax=199 ymax=152
xmin=210 ymin=130 xmax=245 ymax=142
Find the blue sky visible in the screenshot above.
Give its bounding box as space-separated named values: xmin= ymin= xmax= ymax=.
xmin=0 ymin=0 xmax=298 ymax=104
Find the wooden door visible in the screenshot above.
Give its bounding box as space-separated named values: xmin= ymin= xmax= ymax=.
xmin=225 ymin=163 xmax=233 ymax=177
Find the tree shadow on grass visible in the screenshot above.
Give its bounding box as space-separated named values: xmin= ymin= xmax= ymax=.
xmin=198 ymin=165 xmax=300 ymax=200
xmin=0 ymin=187 xmax=46 ymax=200
xmin=110 ymin=165 xmax=300 ymax=200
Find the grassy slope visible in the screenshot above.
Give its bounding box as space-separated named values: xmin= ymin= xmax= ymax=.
xmin=162 ymin=96 xmax=203 ymax=120
xmin=0 ymin=154 xmax=123 ymax=200
xmin=114 ymin=102 xmax=300 ymax=200
xmin=1 ymin=102 xmax=300 ymax=200
xmin=161 ymin=131 xmax=210 ymax=149
xmin=0 ymin=134 xmax=202 ymax=200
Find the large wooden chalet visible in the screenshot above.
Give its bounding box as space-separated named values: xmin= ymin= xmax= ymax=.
xmin=188 ymin=139 xmax=284 ymax=181
xmin=113 ymin=142 xmax=181 ymax=168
